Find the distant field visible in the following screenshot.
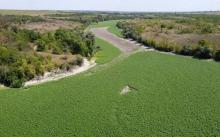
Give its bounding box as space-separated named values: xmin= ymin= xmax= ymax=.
xmin=94 ymin=38 xmax=121 ymax=64
xmin=89 ymin=20 xmax=123 ymax=37
xmin=1 ymin=52 xmax=220 ymax=137
xmin=0 ymin=10 xmax=58 ymax=16
xmin=118 ymin=17 xmax=220 ymax=49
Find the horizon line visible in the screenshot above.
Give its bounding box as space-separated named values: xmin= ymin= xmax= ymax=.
xmin=0 ymin=8 xmax=220 ymax=13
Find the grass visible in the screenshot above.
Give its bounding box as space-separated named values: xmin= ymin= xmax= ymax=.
xmin=89 ymin=20 xmax=123 ymax=37
xmin=94 ymin=38 xmax=121 ymax=64
xmin=1 ymin=52 xmax=220 ymax=137
xmin=90 ymin=20 xmax=121 ymax=64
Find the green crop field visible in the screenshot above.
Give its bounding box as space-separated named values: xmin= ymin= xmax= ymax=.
xmin=89 ymin=20 xmax=123 ymax=37
xmin=1 ymin=51 xmax=220 ymax=137
xmin=94 ymin=38 xmax=121 ymax=64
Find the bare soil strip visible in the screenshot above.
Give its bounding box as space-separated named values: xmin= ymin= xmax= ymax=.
xmin=91 ymin=28 xmax=140 ymax=53
xmin=25 ymin=59 xmax=96 ymax=87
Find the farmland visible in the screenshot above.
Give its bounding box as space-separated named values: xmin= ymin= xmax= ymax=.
xmin=1 ymin=51 xmax=220 ymax=136
xmin=1 ymin=10 xmax=220 ymax=137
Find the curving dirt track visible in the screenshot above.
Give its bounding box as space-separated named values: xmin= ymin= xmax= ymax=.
xmin=91 ymin=27 xmax=140 ymax=53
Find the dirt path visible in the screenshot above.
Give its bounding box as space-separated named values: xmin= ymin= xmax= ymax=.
xmin=91 ymin=27 xmax=140 ymax=53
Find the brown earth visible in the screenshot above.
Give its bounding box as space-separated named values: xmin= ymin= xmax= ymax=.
xmin=91 ymin=27 xmax=140 ymax=53
xmin=20 ymin=19 xmax=81 ymax=32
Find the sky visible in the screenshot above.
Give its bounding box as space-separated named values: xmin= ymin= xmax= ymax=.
xmin=0 ymin=0 xmax=220 ymax=12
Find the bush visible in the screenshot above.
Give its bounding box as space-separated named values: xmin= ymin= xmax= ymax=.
xmin=201 ymin=25 xmax=213 ymax=34
xmin=198 ymin=39 xmax=209 ymax=46
xmin=24 ymin=66 xmax=36 ymax=80
xmin=11 ymin=79 xmax=24 ymax=88
xmin=52 ymin=46 xmax=62 ymax=55
xmin=0 ymin=46 xmax=17 ymax=64
xmin=60 ymin=63 xmax=71 ymax=71
xmin=35 ymin=62 xmax=45 ymax=76
xmin=155 ymin=40 xmax=174 ymax=52
xmin=17 ymin=41 xmax=29 ymax=51
xmin=167 ymin=24 xmax=174 ymax=30
xmin=178 ymin=28 xmax=193 ymax=34
xmin=73 ymin=55 xmax=83 ymax=66
xmin=143 ymin=39 xmax=157 ymax=48
xmin=36 ymin=39 xmax=47 ymax=51
xmin=0 ymin=67 xmax=24 ymax=88
xmin=179 ymin=45 xmax=193 ymax=56
xmin=193 ymin=45 xmax=213 ymax=59
xmin=214 ymin=50 xmax=220 ymax=61
xmin=160 ymin=24 xmax=166 ymax=32
xmin=54 ymin=29 xmax=94 ymax=56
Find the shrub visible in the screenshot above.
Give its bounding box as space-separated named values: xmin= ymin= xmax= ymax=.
xmin=19 ymin=29 xmax=39 ymax=42
xmin=214 ymin=50 xmax=220 ymax=61
xmin=73 ymin=55 xmax=83 ymax=66
xmin=11 ymin=79 xmax=24 ymax=88
xmin=143 ymin=39 xmax=157 ymax=48
xmin=54 ymin=29 xmax=94 ymax=56
xmin=191 ymin=40 xmax=214 ymax=59
xmin=0 ymin=46 xmax=17 ymax=64
xmin=0 ymin=67 xmax=24 ymax=88
xmin=193 ymin=45 xmax=213 ymax=59
xmin=173 ymin=44 xmax=182 ymax=53
xmin=17 ymin=41 xmax=29 ymax=51
xmin=178 ymin=28 xmax=193 ymax=34
xmin=160 ymin=24 xmax=166 ymax=32
xmin=35 ymin=62 xmax=45 ymax=76
xmin=167 ymin=24 xmax=174 ymax=30
xmin=201 ymin=25 xmax=213 ymax=34
xmin=52 ymin=46 xmax=62 ymax=55
xmin=198 ymin=39 xmax=209 ymax=46
xmin=179 ymin=45 xmax=193 ymax=56
xmin=28 ymin=30 xmax=40 ymax=42
xmin=155 ymin=40 xmax=174 ymax=52
xmin=36 ymin=39 xmax=47 ymax=51
xmin=0 ymin=66 xmax=9 ymax=85
xmin=60 ymin=63 xmax=71 ymax=71
xmin=24 ymin=65 xmax=36 ymax=80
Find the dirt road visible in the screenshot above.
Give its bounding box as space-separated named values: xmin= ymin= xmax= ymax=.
xmin=91 ymin=27 xmax=140 ymax=53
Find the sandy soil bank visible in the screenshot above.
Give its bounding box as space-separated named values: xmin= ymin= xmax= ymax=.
xmin=25 ymin=59 xmax=96 ymax=87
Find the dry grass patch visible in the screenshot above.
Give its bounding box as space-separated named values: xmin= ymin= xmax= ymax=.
xmin=20 ymin=19 xmax=82 ymax=32
xmin=37 ymin=52 xmax=76 ymax=66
